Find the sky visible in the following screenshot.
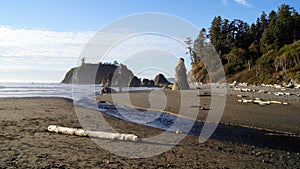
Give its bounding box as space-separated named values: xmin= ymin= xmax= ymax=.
xmin=0 ymin=0 xmax=299 ymax=82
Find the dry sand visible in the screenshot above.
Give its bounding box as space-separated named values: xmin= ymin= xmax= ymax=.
xmin=1 ymin=95 xmax=300 ymax=168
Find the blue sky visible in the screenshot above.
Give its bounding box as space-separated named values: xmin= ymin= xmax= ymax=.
xmin=0 ymin=0 xmax=299 ymax=82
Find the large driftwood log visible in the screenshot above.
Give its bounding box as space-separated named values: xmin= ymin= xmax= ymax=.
xmin=48 ymin=125 xmax=138 ymax=141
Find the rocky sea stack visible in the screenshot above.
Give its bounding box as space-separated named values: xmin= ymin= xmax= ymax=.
xmin=61 ymin=63 xmax=118 ymax=84
xmin=154 ymin=74 xmax=171 ymax=87
xmin=172 ymin=58 xmax=190 ymax=90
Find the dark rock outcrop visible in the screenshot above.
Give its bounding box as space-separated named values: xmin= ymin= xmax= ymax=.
xmin=129 ymin=76 xmax=141 ymax=87
xmin=102 ymin=72 xmax=113 ymax=87
xmin=142 ymin=79 xmax=150 ymax=87
xmin=141 ymin=78 xmax=155 ymax=87
xmin=61 ymin=63 xmax=136 ymax=87
xmin=61 ymin=63 xmax=118 ymax=84
xmin=100 ymin=87 xmax=117 ymax=94
xmin=148 ymin=80 xmax=155 ymax=87
xmin=100 ymin=72 xmax=115 ymax=94
xmin=154 ymin=74 xmax=171 ymax=87
xmin=61 ymin=67 xmax=77 ymax=84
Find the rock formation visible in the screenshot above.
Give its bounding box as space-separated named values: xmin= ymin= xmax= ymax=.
xmin=100 ymin=87 xmax=117 ymax=94
xmin=61 ymin=63 xmax=118 ymax=84
xmin=141 ymin=78 xmax=155 ymax=87
xmin=129 ymin=76 xmax=141 ymax=87
xmin=172 ymin=58 xmax=190 ymax=90
xmin=148 ymin=80 xmax=155 ymax=87
xmin=102 ymin=72 xmax=113 ymax=87
xmin=111 ymin=64 xmax=134 ymax=92
xmin=142 ymin=79 xmax=150 ymax=87
xmin=154 ymin=74 xmax=171 ymax=87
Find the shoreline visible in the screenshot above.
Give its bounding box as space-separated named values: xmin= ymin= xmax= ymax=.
xmin=96 ymin=89 xmax=300 ymax=134
xmin=1 ymin=97 xmax=300 ymax=168
xmin=99 ymin=97 xmax=300 ymax=138
xmin=2 ymin=89 xmax=299 ymax=135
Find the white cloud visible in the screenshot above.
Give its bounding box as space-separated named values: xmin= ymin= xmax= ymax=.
xmin=0 ymin=26 xmax=191 ymax=82
xmin=0 ymin=25 xmax=98 ymax=82
xmin=222 ymin=0 xmax=228 ymax=5
xmin=234 ymin=0 xmax=251 ymax=7
xmin=0 ymin=25 xmax=95 ymax=58
xmin=0 ymin=25 xmax=97 ymax=73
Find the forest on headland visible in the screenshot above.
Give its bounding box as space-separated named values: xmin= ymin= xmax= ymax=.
xmin=189 ymin=4 xmax=300 ymax=84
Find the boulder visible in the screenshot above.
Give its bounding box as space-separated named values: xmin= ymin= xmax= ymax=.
xmin=142 ymin=78 xmax=150 ymax=87
xmin=129 ymin=76 xmax=141 ymax=87
xmin=171 ymin=82 xmax=178 ymax=90
xmin=148 ymin=80 xmax=155 ymax=87
xmin=154 ymin=74 xmax=171 ymax=87
xmin=141 ymin=78 xmax=155 ymax=87
xmin=102 ymin=72 xmax=113 ymax=87
xmin=163 ymin=84 xmax=173 ymax=90
xmin=100 ymin=87 xmax=117 ymax=94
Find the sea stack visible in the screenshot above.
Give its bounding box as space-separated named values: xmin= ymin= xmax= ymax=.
xmin=112 ymin=64 xmax=134 ymax=92
xmin=172 ymin=58 xmax=190 ymax=90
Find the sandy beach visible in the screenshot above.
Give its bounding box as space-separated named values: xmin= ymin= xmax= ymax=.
xmin=1 ymin=90 xmax=300 ymax=168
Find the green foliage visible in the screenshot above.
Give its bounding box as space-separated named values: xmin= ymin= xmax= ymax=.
xmin=260 ymin=4 xmax=300 ymax=53
xmin=275 ymin=40 xmax=300 ymax=72
xmin=257 ymin=50 xmax=275 ymax=68
xmin=223 ymin=48 xmax=246 ymax=75
xmin=187 ymin=4 xmax=300 ymax=84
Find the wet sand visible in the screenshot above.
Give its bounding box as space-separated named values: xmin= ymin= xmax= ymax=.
xmin=1 ymin=96 xmax=300 ymax=168
xmin=97 ymin=89 xmax=300 ymax=134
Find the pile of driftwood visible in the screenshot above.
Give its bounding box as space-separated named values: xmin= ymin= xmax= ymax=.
xmin=234 ymin=86 xmax=298 ymax=98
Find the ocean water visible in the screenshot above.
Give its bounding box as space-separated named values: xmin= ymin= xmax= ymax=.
xmin=0 ymin=82 xmax=156 ymax=99
xmin=0 ymin=82 xmax=98 ymax=99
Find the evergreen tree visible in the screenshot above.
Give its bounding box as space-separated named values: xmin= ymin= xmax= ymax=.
xmin=190 ymin=4 xmax=300 ymax=83
xmin=209 ymin=16 xmax=222 ymax=54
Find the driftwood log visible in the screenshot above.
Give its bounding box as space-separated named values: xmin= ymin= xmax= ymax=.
xmin=238 ymin=98 xmax=288 ymax=105
xmin=47 ymin=125 xmax=138 ymax=141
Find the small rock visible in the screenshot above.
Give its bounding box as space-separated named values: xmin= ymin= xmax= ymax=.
xmin=175 ymin=130 xmax=182 ymax=134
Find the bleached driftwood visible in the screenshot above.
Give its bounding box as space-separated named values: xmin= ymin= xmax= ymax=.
xmin=48 ymin=125 xmax=138 ymax=141
xmin=241 ymin=88 xmax=252 ymax=92
xmin=238 ymin=99 xmax=253 ymax=103
xmin=238 ymin=98 xmax=288 ymax=106
xmin=234 ymin=87 xmax=241 ymax=91
xmin=274 ymin=92 xmax=293 ymax=96
xmin=258 ymin=90 xmax=266 ymax=94
xmin=253 ymin=100 xmax=270 ymax=105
